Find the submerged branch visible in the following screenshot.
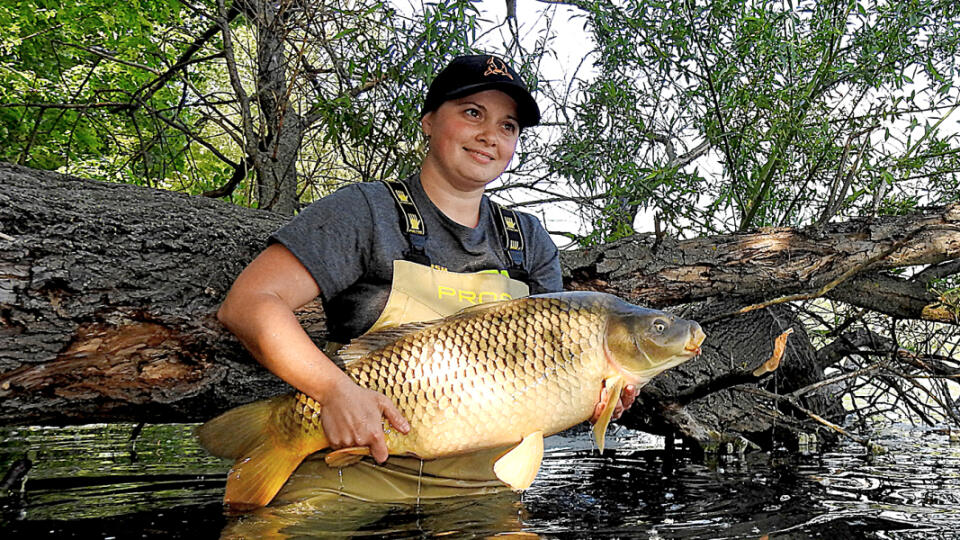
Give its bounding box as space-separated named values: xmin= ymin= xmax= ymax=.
xmin=738 ymin=387 xmax=884 ymax=453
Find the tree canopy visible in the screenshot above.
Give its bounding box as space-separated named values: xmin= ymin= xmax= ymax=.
xmin=3 ymin=1 xmax=959 ymax=231
xmin=1 ymin=0 xmax=487 ymax=212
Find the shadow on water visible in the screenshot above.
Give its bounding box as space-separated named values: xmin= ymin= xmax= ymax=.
xmin=2 ymin=422 xmax=960 ymax=538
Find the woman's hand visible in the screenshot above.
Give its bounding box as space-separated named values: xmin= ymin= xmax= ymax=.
xmin=318 ymin=376 xmax=410 ymax=464
xmin=589 ymin=383 xmax=639 ymax=424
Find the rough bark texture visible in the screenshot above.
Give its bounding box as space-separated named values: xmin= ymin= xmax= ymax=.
xmin=0 ymin=163 xmax=313 ymax=424
xmin=562 ymin=211 xmax=960 ymax=322
xmin=1 ymin=163 xmax=956 ymax=449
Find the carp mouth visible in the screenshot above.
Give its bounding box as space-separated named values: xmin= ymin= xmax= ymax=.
xmin=604 ymin=342 xmax=696 ymax=387
xmin=683 ymin=323 xmax=707 ymax=357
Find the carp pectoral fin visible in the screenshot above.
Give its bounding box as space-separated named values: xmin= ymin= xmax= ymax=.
xmin=324 ymin=447 xmax=370 ymax=467
xmin=493 ymin=430 xmax=544 ymax=490
xmin=593 ymin=376 xmax=625 ymax=454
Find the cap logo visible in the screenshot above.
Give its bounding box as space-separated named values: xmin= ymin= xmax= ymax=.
xmin=484 ymin=57 xmax=513 ymax=80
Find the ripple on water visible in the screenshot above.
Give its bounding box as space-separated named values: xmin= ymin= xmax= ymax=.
xmin=2 ymin=423 xmax=960 ymax=538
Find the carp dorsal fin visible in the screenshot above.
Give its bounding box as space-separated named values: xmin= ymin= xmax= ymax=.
xmin=338 ymin=300 xmax=513 ymax=366
xmin=337 ymin=321 xmax=438 ymax=366
xmin=592 ymin=376 xmax=624 ymax=454
xmin=493 ymin=430 xmax=544 ymax=490
xmin=449 ymin=298 xmax=510 ymax=318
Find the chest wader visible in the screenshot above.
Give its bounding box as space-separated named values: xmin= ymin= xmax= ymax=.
xmin=275 ymin=180 xmax=533 ymax=505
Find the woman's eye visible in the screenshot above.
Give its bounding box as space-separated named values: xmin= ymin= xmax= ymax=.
xmin=503 ymin=122 xmax=518 ymax=133
xmin=465 ymin=108 xmax=481 ymax=118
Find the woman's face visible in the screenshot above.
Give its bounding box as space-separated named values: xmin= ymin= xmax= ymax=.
xmin=420 ymin=89 xmax=521 ymax=191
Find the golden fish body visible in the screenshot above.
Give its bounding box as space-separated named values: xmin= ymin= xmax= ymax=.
xmin=293 ymin=293 xmax=611 ymax=458
xmin=199 ymin=291 xmax=705 ymax=509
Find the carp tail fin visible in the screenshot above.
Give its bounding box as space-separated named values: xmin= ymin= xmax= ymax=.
xmin=592 ymin=376 xmax=624 ymax=454
xmin=196 ymin=396 xmax=282 ymax=460
xmin=196 ymin=395 xmax=328 ymax=510
xmin=222 ymin=441 xmax=311 ymax=511
xmin=493 ymin=430 xmax=544 ymax=490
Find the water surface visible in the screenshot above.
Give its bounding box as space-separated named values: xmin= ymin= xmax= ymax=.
xmin=2 ymin=423 xmax=959 ymax=538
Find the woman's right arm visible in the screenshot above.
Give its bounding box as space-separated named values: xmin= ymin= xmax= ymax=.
xmin=216 ymin=243 xmax=409 ymax=462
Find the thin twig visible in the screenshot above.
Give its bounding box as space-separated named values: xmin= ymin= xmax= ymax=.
xmin=54 ymin=40 xmax=159 ymax=74
xmin=738 ymin=386 xmax=882 ymax=452
xmin=788 ymin=363 xmax=882 ymax=398
xmin=0 ymin=102 xmax=132 ymax=110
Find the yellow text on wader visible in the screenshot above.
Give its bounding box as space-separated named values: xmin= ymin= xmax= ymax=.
xmin=437 ymin=286 xmax=512 ymax=304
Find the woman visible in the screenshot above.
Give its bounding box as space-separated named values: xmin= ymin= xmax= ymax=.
xmin=216 ymin=55 xmax=637 ymax=500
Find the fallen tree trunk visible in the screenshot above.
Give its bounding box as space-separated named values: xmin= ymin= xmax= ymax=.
xmin=2 ymin=163 xmax=957 ymax=449
xmin=1 ymin=163 xmax=296 ymax=424
xmin=562 ymin=207 xmax=960 ymax=323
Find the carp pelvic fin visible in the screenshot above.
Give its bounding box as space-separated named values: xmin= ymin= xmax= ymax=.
xmin=324 ymin=447 xmax=371 ymax=467
xmin=493 ymin=430 xmax=544 ymax=490
xmin=593 ymin=376 xmax=625 ymax=454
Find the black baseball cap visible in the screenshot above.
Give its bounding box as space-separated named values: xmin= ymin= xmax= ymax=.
xmin=421 ymin=55 xmax=541 ymax=128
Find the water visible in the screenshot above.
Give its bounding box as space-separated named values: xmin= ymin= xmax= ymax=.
xmin=2 ymin=423 xmax=959 ymax=538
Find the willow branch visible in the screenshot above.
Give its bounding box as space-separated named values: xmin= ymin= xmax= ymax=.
xmin=53 ymin=40 xmax=159 ymax=74
xmin=216 ymin=0 xmax=259 ymax=169
xmin=0 ymin=102 xmax=132 ymax=110
xmin=135 ymin=7 xmax=238 ymax=103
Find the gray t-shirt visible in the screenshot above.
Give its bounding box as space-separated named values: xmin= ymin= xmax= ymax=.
xmin=270 ymin=175 xmax=562 ymax=343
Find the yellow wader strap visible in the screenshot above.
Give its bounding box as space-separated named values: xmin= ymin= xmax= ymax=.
xmin=491 ymin=202 xmax=528 ymax=281
xmin=382 ymin=179 xmax=430 ymax=266
xmin=383 ymin=178 xmax=530 ymax=280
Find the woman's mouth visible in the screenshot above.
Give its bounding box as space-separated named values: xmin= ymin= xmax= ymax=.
xmin=465 ymin=148 xmax=495 ymax=162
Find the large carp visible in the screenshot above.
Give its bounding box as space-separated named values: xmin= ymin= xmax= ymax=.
xmin=198 ymin=291 xmax=705 ymax=509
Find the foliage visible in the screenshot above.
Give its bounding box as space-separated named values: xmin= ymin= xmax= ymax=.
xmin=2 ymin=0 xmax=958 ymax=229
xmin=0 ymin=0 xmax=189 ymax=182
xmin=538 ymin=0 xmax=960 ymax=242
xmin=0 ymin=1 xmax=510 ymax=211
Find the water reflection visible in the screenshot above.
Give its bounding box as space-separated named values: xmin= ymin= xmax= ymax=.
xmin=2 ymin=422 xmax=960 ymax=538
xmin=221 ymin=491 xmax=530 ymax=539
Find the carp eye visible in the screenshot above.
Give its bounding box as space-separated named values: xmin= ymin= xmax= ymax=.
xmin=653 ymin=320 xmax=667 ymax=333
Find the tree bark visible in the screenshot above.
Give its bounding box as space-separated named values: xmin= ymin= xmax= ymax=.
xmin=0 ymin=163 xmax=302 ymax=424
xmin=562 ymin=210 xmax=960 ymax=323
xmin=251 ymin=0 xmax=302 ymax=215
xmin=1 ymin=163 xmax=956 ymax=449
